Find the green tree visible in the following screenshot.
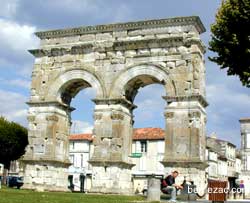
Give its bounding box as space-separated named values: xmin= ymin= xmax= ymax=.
xmin=0 ymin=117 xmax=28 ymax=169
xmin=209 ymin=0 xmax=250 ymax=87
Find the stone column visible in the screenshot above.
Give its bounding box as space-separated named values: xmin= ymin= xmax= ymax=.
xmin=89 ymin=99 xmax=135 ymax=194
xmin=147 ymin=176 xmax=161 ymax=201
xmin=162 ymin=95 xmax=208 ymax=190
xmin=21 ymin=102 xmax=72 ymax=192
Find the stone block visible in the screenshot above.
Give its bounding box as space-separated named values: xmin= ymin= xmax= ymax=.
xmin=166 ymin=62 xmax=175 ymax=68
xmin=113 ymin=31 xmax=127 ymax=38
xmin=124 ymin=50 xmax=136 ymax=57
xmin=80 ymin=34 xmax=95 ymax=42
xmin=137 ymin=49 xmax=150 ymax=56
xmin=127 ymin=29 xmax=142 ymax=36
xmin=176 ymin=60 xmax=186 ymax=67
xmin=96 ymin=33 xmax=113 ymax=41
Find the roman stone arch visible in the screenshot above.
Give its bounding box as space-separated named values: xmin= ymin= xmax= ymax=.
xmin=110 ymin=63 xmax=177 ymax=101
xmin=22 ymin=16 xmax=208 ymax=193
xmin=47 ymin=69 xmax=106 ymax=104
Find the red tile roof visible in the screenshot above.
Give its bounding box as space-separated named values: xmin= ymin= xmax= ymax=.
xmin=133 ymin=128 xmax=165 ymax=140
xmin=69 ymin=128 xmax=165 ymax=141
xmin=69 ymin=133 xmax=93 ymax=141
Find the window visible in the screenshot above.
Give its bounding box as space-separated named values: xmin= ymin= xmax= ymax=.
xmin=70 ymin=155 xmax=74 ymax=165
xmin=70 ymin=142 xmax=75 ymax=150
xmin=140 ymin=141 xmax=147 ymax=153
xmin=81 ymin=154 xmax=83 ymax=168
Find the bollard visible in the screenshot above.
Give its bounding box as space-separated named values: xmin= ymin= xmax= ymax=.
xmin=147 ymin=175 xmax=161 ymax=202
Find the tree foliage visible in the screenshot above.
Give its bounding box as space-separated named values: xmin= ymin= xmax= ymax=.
xmin=0 ymin=117 xmax=28 ymax=169
xmin=209 ymin=0 xmax=250 ymax=87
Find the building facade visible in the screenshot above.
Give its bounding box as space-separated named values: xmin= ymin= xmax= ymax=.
xmin=239 ymin=118 xmax=250 ymax=197
xmin=69 ymin=129 xmax=242 ymax=194
xmin=207 ymin=135 xmax=239 ymax=190
xmin=68 ymin=134 xmax=93 ymax=192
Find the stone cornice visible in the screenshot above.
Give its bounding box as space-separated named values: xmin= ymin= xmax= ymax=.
xmin=239 ymin=118 xmax=250 ymax=123
xmin=163 ymin=94 xmax=209 ymax=107
xmin=29 ymin=44 xmax=93 ymax=57
xmin=27 ymin=101 xmax=75 ymax=112
xmin=29 ymin=36 xmax=188 ymax=57
xmin=184 ymin=38 xmax=206 ymax=54
xmin=114 ymin=36 xmax=184 ymax=50
xmin=35 ymin=16 xmax=206 ymax=39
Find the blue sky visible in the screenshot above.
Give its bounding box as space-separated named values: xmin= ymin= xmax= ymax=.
xmin=0 ymin=0 xmax=249 ymax=147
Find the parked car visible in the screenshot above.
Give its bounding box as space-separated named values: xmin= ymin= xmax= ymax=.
xmin=7 ymin=176 xmax=23 ymax=189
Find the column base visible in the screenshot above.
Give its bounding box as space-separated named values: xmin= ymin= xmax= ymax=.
xmin=89 ymin=161 xmax=134 ymax=195
xmin=22 ymin=161 xmax=70 ymax=192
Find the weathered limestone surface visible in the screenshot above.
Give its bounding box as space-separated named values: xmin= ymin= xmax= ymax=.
xmin=22 ymin=16 xmax=208 ymax=193
xmin=147 ymin=177 xmax=161 ymax=201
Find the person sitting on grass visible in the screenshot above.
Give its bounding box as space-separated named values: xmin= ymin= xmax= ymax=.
xmin=161 ymin=171 xmax=183 ymax=202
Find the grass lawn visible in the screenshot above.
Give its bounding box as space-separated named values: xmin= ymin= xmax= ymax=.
xmin=0 ymin=186 xmax=147 ymax=203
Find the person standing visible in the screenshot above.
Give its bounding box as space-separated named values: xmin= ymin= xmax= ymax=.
xmin=239 ymin=180 xmax=245 ymax=199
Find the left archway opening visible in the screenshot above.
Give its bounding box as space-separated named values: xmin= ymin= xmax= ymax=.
xmin=59 ymin=79 xmax=96 ymax=192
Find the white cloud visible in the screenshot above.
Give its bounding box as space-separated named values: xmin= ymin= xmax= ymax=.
xmin=207 ymin=84 xmax=250 ymax=114
xmin=133 ymin=84 xmax=165 ymax=124
xmin=0 ymin=78 xmax=30 ymax=89
xmin=0 ymin=18 xmax=38 ymax=52
xmin=0 ymin=89 xmax=28 ymax=126
xmin=206 ymin=82 xmax=250 ymax=147
xmin=70 ymin=120 xmax=93 ymax=134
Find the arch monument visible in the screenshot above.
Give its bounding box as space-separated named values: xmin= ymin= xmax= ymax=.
xmin=22 ymin=16 xmax=208 ymax=193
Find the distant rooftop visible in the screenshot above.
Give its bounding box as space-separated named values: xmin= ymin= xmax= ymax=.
xmin=133 ymin=128 xmax=165 ymax=140
xmin=69 ymin=128 xmax=238 ymax=150
xmin=69 ymin=127 xmax=165 ymax=141
xmin=69 ymin=133 xmax=93 ymax=141
xmin=207 ymin=136 xmax=236 ymax=148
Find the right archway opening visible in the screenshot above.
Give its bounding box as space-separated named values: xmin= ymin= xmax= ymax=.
xmin=122 ymin=71 xmax=207 ymax=193
xmin=132 ymin=83 xmax=166 ymax=173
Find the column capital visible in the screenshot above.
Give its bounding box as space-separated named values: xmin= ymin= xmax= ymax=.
xmin=162 ymin=94 xmax=208 ymax=107
xmin=92 ymin=98 xmax=137 ymax=111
